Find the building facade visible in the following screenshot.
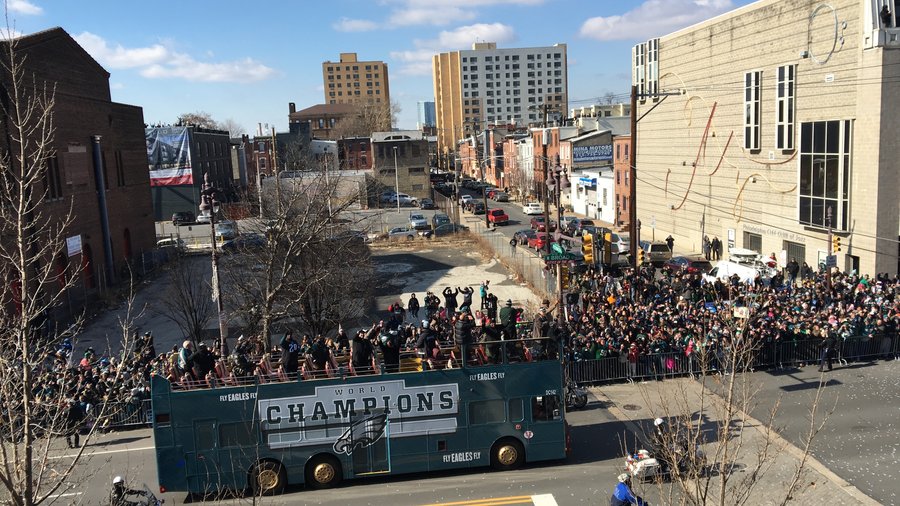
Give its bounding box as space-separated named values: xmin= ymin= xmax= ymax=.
xmin=613 ymin=135 xmax=631 ymax=228
xmin=432 ymin=42 xmax=568 ymax=161
xmin=337 ymin=137 xmax=373 ymax=170
xmin=571 ymin=102 xmax=631 ymax=119
xmin=633 ymin=0 xmax=900 ymax=275
xmin=1 ymin=27 xmax=155 ymax=298
xmin=323 ymin=52 xmax=390 ymax=106
xmin=371 ymin=132 xmax=430 ymax=200
xmin=289 ymin=103 xmax=356 ymax=140
xmin=417 ymin=100 xmax=436 ymax=131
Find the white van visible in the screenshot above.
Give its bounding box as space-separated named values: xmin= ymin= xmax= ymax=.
xmin=702 ymin=260 xmax=762 ymax=285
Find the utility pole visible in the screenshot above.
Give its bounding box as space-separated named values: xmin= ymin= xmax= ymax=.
xmin=271 ymin=127 xmax=281 ymax=214
xmin=629 ymin=85 xmax=639 ymax=268
xmin=826 ymin=206 xmax=833 ymax=291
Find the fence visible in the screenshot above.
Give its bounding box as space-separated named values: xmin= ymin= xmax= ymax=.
xmin=98 ymin=399 xmax=153 ymax=431
xmin=467 ymin=218 xmax=557 ymax=300
xmin=566 ymin=334 xmax=899 ymax=385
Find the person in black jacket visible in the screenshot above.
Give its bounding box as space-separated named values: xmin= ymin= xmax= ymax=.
xmin=407 ymin=293 xmax=420 ymax=320
xmin=64 ymin=399 xmax=84 ymax=448
xmin=818 ymin=329 xmax=837 ymax=372
xmin=191 ymin=342 xmax=217 ymax=380
xmin=443 ymin=287 xmax=459 ymax=313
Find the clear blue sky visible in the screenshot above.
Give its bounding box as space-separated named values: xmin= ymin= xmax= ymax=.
xmin=6 ymin=0 xmax=754 ymax=136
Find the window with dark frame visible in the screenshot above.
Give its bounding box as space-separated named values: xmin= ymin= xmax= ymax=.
xmin=744 ymin=70 xmax=762 ymax=150
xmin=798 ymin=120 xmax=852 ymax=231
xmin=776 ymin=64 xmax=796 ymax=150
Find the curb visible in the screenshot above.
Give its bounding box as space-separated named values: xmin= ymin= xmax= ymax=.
xmin=593 ymin=383 xmax=880 ymax=506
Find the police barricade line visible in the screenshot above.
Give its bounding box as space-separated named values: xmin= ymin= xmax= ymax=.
xmin=98 ymin=399 xmax=153 ymax=430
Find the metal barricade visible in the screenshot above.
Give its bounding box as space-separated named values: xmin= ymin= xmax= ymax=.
xmin=98 ymin=399 xmax=153 ymax=430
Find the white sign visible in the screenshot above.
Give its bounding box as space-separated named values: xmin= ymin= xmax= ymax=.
xmin=66 ymin=235 xmax=82 ymax=257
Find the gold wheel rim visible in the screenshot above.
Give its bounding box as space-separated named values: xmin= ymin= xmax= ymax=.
xmin=314 ymin=463 xmax=335 ymax=483
xmin=257 ymin=468 xmax=279 ymax=491
xmin=497 ymin=445 xmax=518 ymax=466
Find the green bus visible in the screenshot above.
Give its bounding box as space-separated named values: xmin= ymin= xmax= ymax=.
xmin=151 ymin=345 xmax=570 ymax=496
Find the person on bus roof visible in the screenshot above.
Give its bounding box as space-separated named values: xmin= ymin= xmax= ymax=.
xmin=351 ymin=324 xmax=379 ymax=375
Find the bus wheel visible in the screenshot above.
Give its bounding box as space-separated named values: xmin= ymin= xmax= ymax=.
xmin=251 ymin=460 xmax=286 ymax=496
xmin=306 ymin=455 xmax=343 ymax=489
xmin=491 ymin=438 xmax=525 ymax=471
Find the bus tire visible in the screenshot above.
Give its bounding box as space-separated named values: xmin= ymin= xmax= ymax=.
xmin=305 ymin=454 xmax=343 ymax=489
xmin=250 ymin=460 xmax=286 ymax=496
xmin=490 ymin=438 xmax=525 ymax=471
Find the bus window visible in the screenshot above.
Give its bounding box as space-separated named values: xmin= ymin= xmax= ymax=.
xmin=531 ymin=396 xmax=561 ymax=422
xmin=469 ymin=400 xmax=506 ymax=425
xmin=195 ymin=420 xmax=216 ymax=451
xmin=508 ymin=398 xmax=524 ymax=422
xmin=219 ymin=422 xmax=256 ymax=448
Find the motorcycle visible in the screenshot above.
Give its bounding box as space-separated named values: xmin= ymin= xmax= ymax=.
xmin=565 ymin=378 xmax=588 ymax=409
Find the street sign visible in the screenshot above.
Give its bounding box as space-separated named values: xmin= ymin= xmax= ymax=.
xmin=543 ymin=252 xmax=581 ymax=263
xmin=551 ymin=242 xmax=565 ymax=254
xmin=825 ymin=254 xmax=837 ymax=268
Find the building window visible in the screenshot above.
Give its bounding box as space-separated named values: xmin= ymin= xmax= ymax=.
xmin=743 ymin=231 xmax=762 ymax=252
xmin=799 ymin=120 xmax=852 ymax=231
xmin=632 ymin=42 xmax=646 ymax=99
xmin=646 ymin=38 xmax=659 ymax=98
xmin=115 ymin=150 xmax=125 ymax=187
xmin=776 ymin=64 xmax=796 ymax=150
xmin=43 ymin=154 xmax=63 ymax=199
xmin=744 ymin=70 xmax=762 ymax=150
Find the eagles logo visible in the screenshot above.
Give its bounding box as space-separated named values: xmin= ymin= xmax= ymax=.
xmin=333 ymin=413 xmax=389 ymax=455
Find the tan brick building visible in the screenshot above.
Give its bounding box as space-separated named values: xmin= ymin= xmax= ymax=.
xmin=371 ymin=132 xmax=430 ymax=200
xmin=323 ymin=52 xmax=390 ymax=106
xmin=633 ymin=0 xmax=900 ymax=275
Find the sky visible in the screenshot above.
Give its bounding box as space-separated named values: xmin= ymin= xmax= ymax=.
xmin=5 ymin=0 xmax=755 ymax=136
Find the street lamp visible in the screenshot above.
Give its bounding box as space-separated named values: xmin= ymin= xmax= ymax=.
xmin=392 ymin=146 xmax=400 ymax=214
xmin=199 ymin=173 xmax=228 ymax=353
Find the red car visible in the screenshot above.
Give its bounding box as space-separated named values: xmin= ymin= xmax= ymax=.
xmin=664 ymin=255 xmax=714 ymax=274
xmin=529 ymin=216 xmax=557 ymax=232
xmin=528 ymin=232 xmax=551 ymax=250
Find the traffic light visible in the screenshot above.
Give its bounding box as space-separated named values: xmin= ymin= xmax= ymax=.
xmin=603 ymin=232 xmax=613 ymax=264
xmin=638 ymin=249 xmax=646 ymax=265
xmin=582 ymin=232 xmax=594 ymax=264
xmin=832 ymin=235 xmax=841 ymax=252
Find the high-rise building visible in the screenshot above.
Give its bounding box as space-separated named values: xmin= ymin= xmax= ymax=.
xmin=417 ymin=101 xmax=436 ymax=129
xmin=432 ymin=42 xmax=568 ymax=161
xmin=323 ymin=52 xmax=390 ymax=106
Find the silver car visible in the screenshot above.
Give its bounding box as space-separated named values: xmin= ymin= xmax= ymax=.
xmin=409 ymin=212 xmax=429 ymax=230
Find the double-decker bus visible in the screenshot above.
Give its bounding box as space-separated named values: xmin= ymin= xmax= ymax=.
xmin=151 ymin=339 xmax=569 ymax=496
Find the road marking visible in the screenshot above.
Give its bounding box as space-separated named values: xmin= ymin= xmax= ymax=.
xmin=49 ymin=445 xmax=155 ymax=460
xmin=426 ymin=494 xmax=557 ymax=506
xmin=47 ymin=492 xmax=82 ymax=498
xmin=531 ymin=495 xmax=559 ymax=506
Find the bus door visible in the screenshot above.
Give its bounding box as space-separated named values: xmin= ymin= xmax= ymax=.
xmin=185 ymin=419 xmax=221 ymax=493
xmin=347 ymin=409 xmax=390 ymax=476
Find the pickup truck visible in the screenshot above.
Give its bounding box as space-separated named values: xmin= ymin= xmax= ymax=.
xmin=486 ymin=208 xmax=509 ymax=225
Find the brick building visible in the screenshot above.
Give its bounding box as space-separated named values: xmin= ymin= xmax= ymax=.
xmin=322 ymin=52 xmax=390 ymax=106
xmin=632 ymin=0 xmax=899 ymax=275
xmin=337 ymin=137 xmax=373 ymax=170
xmin=371 ymin=132 xmax=430 ymax=200
xmin=0 ymin=27 xmax=155 ymax=297
xmin=289 ymin=103 xmax=356 ymax=140
xmin=613 ymin=135 xmax=631 ymax=228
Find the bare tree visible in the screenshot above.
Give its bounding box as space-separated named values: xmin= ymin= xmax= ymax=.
xmin=218 ymin=118 xmax=245 ymax=138
xmin=629 ymin=303 xmax=832 ymax=506
xmin=0 ymin=31 xmax=143 ymax=505
xmin=177 ymin=110 xmax=220 ymax=129
xmin=223 ymin=171 xmax=374 ymax=345
xmin=331 ymin=100 xmax=401 ymax=138
xmin=154 ymin=253 xmax=213 ymax=344
xmin=604 ymin=91 xmax=616 ymax=105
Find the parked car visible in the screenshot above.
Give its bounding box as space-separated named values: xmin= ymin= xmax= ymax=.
xmin=387 ymin=226 xmax=418 ymax=241
xmin=528 ymin=232 xmax=552 ymax=250
xmin=486 ymin=208 xmax=509 ymax=225
xmin=431 ymin=223 xmax=469 ymax=237
xmin=492 ymin=191 xmax=509 ymax=202
xmin=665 ymin=255 xmax=714 ymax=274
xmin=529 ymin=216 xmax=556 ymax=232
xmin=419 ymin=198 xmax=436 ymax=210
xmin=579 ymin=219 xmax=596 ymax=229
xmin=171 ymin=211 xmax=195 ymax=226
xmin=610 ymin=232 xmax=630 ymax=253
xmin=215 ymin=220 xmax=238 ymax=240
xmin=471 ymin=202 xmax=486 ymax=215
xmin=514 ymin=228 xmax=537 ymax=245
xmin=389 ymin=193 xmax=417 ymax=207
xmin=640 ymin=240 xmax=673 ymax=265
xmin=459 ymin=195 xmax=474 ymax=206
xmin=522 ymin=202 xmax=543 ymax=215
xmin=196 ymin=211 xmax=212 ymax=224
xmin=221 ymin=233 xmax=266 ymax=253
xmin=432 ymin=213 xmax=451 ymax=229
xmin=409 ymin=212 xmax=429 ymax=230
xmin=156 ymin=237 xmax=186 ymax=251
xmin=379 ymin=190 xmax=397 ymax=203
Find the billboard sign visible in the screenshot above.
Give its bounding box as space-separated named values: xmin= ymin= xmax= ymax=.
xmin=573 ymin=144 xmax=613 ymax=163
xmin=146 ymin=126 xmax=193 ymax=186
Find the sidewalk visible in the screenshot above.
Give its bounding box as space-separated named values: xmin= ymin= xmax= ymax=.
xmin=591 ymin=378 xmax=879 ymax=506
